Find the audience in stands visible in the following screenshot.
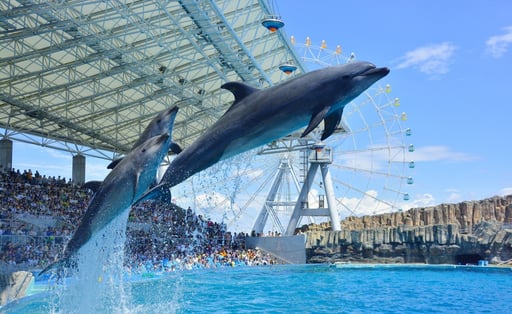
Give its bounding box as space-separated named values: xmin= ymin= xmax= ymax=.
xmin=0 ymin=166 xmax=276 ymax=272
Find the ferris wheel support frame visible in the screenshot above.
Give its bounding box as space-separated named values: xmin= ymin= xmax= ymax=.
xmin=284 ymin=143 xmax=341 ymax=236
xmin=252 ymin=157 xmax=302 ymax=235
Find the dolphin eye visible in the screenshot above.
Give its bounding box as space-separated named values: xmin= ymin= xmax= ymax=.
xmin=141 ymin=148 xmax=147 ymax=153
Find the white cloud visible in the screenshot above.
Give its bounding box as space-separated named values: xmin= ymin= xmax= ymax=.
xmin=411 ymin=145 xmax=478 ymax=162
xmin=44 ymin=148 xmax=72 ymax=161
xmin=405 ymin=193 xmax=436 ymax=209
xmin=85 ymin=159 xmax=110 ymax=181
xmin=445 ymin=192 xmax=462 ymax=203
xmin=240 ymin=168 xmax=265 ymax=180
xmin=337 ymin=190 xmax=394 ymax=217
xmin=170 ymin=177 xmax=263 ymax=233
xmin=395 ymin=42 xmax=457 ymax=75
xmin=498 ymin=187 xmax=512 ymax=196
xmin=486 ymin=26 xmax=512 ymax=58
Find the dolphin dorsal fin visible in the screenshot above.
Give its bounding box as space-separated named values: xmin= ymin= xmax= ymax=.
xmin=82 ymin=180 xmax=103 ymax=193
xmin=220 ymin=82 xmax=259 ymax=116
xmin=221 ymin=82 xmax=259 ymax=104
xmin=321 ymin=107 xmax=344 ymax=140
xmin=107 ymin=158 xmax=122 ymax=169
xmin=301 ymin=106 xmax=331 ymax=138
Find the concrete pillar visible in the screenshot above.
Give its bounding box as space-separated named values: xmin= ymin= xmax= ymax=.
xmin=72 ymin=154 xmax=86 ymax=185
xmin=0 ymin=139 xmax=13 ymax=171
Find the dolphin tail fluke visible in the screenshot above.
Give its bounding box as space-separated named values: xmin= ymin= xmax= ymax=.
xmin=321 ymin=107 xmax=344 ymax=140
xmin=38 ymin=256 xmax=76 ymax=278
xmin=133 ymin=183 xmax=173 ymax=206
xmin=38 ymin=261 xmax=59 ymax=278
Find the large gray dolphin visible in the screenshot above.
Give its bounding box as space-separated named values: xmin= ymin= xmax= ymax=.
xmin=156 ymin=61 xmax=389 ymax=194
xmin=39 ymin=108 xmax=179 ymax=275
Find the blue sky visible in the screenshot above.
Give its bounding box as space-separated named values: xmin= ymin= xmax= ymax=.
xmin=9 ymin=1 xmax=512 ymax=218
xmin=276 ymin=0 xmax=512 ymax=206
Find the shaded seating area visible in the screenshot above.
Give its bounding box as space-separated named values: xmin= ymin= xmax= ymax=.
xmin=0 ymin=167 xmax=275 ymax=272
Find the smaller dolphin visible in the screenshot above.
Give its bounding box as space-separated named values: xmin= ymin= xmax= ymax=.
xmin=107 ymin=106 xmax=183 ymax=169
xmin=39 ymin=108 xmax=178 ymax=276
xmin=155 ymin=61 xmax=389 ymax=194
xmin=83 ymin=106 xmax=182 ymax=192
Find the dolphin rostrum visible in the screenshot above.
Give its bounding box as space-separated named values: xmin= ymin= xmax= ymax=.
xmin=155 ymin=61 xmax=389 ymax=194
xmin=39 ymin=107 xmax=179 ymax=275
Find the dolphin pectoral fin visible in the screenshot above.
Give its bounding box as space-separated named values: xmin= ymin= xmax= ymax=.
xmin=321 ymin=107 xmax=344 ymax=140
xmin=301 ymin=106 xmax=331 ymax=138
xmin=133 ymin=170 xmax=142 ymax=201
xmin=170 ymin=141 xmax=183 ymax=155
xmin=133 ymin=184 xmax=172 ymax=205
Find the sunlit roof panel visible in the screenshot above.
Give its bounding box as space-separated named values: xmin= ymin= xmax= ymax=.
xmin=0 ymin=0 xmax=302 ymax=159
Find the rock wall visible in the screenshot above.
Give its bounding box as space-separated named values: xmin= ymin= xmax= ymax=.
xmin=305 ymin=195 xmax=512 ymax=265
xmin=340 ymin=195 xmax=512 ymax=230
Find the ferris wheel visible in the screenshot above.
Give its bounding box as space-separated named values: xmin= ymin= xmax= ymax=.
xmin=171 ymin=38 xmax=414 ymax=234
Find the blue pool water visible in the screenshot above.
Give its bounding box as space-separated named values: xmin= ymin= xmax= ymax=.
xmin=2 ymin=264 xmax=511 ymax=313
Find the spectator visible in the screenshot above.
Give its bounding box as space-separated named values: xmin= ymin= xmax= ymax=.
xmin=0 ymin=168 xmax=276 ymax=271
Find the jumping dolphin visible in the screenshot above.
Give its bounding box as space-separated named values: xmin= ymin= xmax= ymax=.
xmin=155 ymin=61 xmax=389 ymax=194
xmin=39 ymin=108 xmax=179 ymax=275
xmin=107 ymin=106 xmax=183 ymax=169
xmin=83 ymin=106 xmax=183 ymax=192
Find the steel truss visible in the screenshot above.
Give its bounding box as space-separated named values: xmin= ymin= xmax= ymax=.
xmin=0 ymin=0 xmax=304 ymax=160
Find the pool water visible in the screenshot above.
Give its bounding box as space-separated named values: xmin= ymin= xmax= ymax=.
xmin=3 ymin=264 xmax=511 ymax=313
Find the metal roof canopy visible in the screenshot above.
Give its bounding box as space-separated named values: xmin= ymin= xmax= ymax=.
xmin=0 ymin=0 xmax=305 ymax=161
